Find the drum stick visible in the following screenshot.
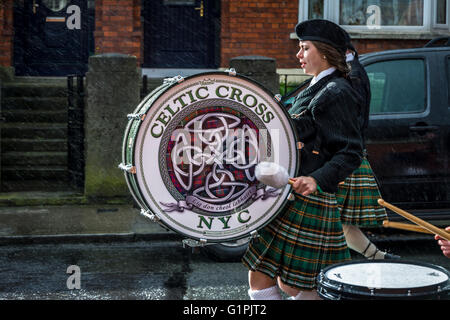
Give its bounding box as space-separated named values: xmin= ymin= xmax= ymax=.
xmin=378 ymin=199 xmax=450 ymax=241
xmin=382 ymin=220 xmax=434 ymax=234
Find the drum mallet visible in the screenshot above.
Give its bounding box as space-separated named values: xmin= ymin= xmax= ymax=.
xmin=378 ymin=199 xmax=450 ymax=241
xmin=254 ymin=161 xmax=295 ymax=188
xmin=255 ymin=161 xmax=344 ymax=189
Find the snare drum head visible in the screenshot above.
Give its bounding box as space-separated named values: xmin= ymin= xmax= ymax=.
xmin=318 ymin=260 xmax=450 ymax=299
xmin=123 ymin=72 xmax=299 ymax=242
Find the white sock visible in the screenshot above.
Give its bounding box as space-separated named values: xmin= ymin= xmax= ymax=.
xmin=343 ymin=224 xmax=385 ymax=259
xmin=248 ymin=285 xmax=282 ymax=300
xmin=293 ymin=290 xmax=322 ymax=300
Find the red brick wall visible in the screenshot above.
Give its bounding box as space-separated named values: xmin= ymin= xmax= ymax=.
xmin=353 ymin=39 xmax=429 ymax=55
xmin=220 ymin=0 xmax=300 ymax=69
xmin=0 ymin=0 xmax=13 ymax=67
xmin=94 ymin=0 xmax=142 ymax=64
xmin=220 ymin=1 xmax=432 ymax=69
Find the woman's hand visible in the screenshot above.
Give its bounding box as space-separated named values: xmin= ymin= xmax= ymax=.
xmin=435 ymin=226 xmax=450 ymax=258
xmin=291 ymin=176 xmax=318 ymax=196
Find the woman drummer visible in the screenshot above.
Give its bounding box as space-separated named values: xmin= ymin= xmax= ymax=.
xmin=336 ymin=31 xmax=400 ymax=260
xmin=242 ymin=19 xmax=363 ymax=300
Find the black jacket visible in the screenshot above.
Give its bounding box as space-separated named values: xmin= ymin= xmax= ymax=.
xmin=348 ymin=57 xmax=371 ymax=145
xmin=289 ymin=72 xmax=363 ymax=193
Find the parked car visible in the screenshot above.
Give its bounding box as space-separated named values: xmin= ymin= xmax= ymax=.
xmin=202 ymin=37 xmax=450 ymax=261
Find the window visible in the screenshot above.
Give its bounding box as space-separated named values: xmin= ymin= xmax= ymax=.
xmin=365 ymin=59 xmax=426 ymax=114
xmin=42 ymin=0 xmax=68 ymax=12
xmin=447 ymin=57 xmax=450 ymax=107
xmin=340 ymin=0 xmax=423 ymax=26
xmin=308 ymin=0 xmax=324 ymax=19
xmin=435 ymin=0 xmax=448 ymax=26
xmin=297 ymin=0 xmax=450 ymax=33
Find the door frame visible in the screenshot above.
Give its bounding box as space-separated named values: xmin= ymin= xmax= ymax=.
xmin=13 ymin=0 xmax=93 ymax=76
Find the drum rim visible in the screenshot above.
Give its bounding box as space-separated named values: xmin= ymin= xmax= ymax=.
xmin=122 ymin=71 xmax=300 ymax=242
xmin=122 ymin=82 xmax=175 ymax=211
xmin=317 ymin=259 xmax=450 ymax=299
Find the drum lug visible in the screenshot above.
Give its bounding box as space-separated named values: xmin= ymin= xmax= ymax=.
xmin=182 ymin=238 xmax=208 ymax=248
xmin=118 ymin=163 xmax=136 ymax=174
xmin=274 ymin=94 xmax=282 ymax=102
xmin=164 ymin=75 xmax=184 ymax=84
xmin=139 ymin=209 xmax=161 ymax=222
xmin=250 ymin=230 xmax=259 ymax=239
xmin=127 ymin=113 xmax=146 ymax=121
xmin=225 ymin=68 xmax=237 ymax=76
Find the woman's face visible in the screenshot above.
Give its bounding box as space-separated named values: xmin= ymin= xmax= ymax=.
xmin=296 ymin=41 xmax=330 ymax=77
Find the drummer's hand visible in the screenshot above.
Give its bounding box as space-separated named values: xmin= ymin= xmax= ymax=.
xmin=434 ymin=226 xmax=450 ymax=258
xmin=291 ymin=176 xmax=317 ymax=196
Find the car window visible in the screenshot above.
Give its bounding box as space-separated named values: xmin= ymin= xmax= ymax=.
xmin=447 ymin=56 xmax=450 ymax=108
xmin=365 ymin=59 xmax=426 ymax=114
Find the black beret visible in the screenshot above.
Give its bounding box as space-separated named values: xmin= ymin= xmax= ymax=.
xmin=295 ymin=19 xmax=347 ymax=55
xmin=341 ymin=27 xmax=358 ymax=54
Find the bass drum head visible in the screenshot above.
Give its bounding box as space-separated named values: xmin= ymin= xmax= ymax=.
xmin=123 ymin=72 xmax=299 ymax=242
xmin=317 ymin=260 xmax=450 ymax=300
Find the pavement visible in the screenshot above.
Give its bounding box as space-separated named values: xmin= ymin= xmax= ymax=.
xmin=0 ymin=192 xmax=180 ymax=243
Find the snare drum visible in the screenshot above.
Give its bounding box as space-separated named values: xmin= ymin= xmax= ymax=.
xmin=120 ymin=71 xmax=299 ymax=243
xmin=317 ymin=260 xmax=450 ymax=300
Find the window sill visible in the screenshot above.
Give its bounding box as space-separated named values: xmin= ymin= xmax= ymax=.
xmin=290 ymin=30 xmax=449 ymax=40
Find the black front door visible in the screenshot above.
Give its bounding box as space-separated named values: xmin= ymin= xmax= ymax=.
xmin=15 ymin=0 xmax=88 ymax=76
xmin=144 ymin=0 xmax=220 ymax=68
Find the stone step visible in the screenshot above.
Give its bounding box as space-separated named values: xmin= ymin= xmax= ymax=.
xmin=2 ymin=151 xmax=67 ymax=166
xmin=1 ymin=123 xmax=67 ymax=139
xmin=2 ymin=97 xmax=68 ymax=111
xmin=1 ymin=138 xmax=67 ymax=152
xmin=2 ymin=83 xmax=67 ymax=98
xmin=1 ymin=166 xmax=69 ymax=181
xmin=0 ymin=180 xmax=74 ymax=192
xmin=2 ymin=110 xmax=68 ymax=123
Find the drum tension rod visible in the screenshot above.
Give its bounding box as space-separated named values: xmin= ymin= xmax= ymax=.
xmin=163 ymin=75 xmax=184 ymax=84
xmin=182 ymin=238 xmax=208 ymax=248
xmin=140 ymin=209 xmax=160 ymax=222
xmin=225 ymin=68 xmax=236 ymax=76
xmin=127 ymin=113 xmax=146 ymax=121
xmin=118 ymin=163 xmax=136 ymax=174
xmin=250 ymin=230 xmax=259 ymax=239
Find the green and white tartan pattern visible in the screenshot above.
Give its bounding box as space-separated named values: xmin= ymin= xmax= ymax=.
xmin=336 ymin=158 xmax=387 ymax=227
xmin=242 ymin=192 xmax=350 ymax=290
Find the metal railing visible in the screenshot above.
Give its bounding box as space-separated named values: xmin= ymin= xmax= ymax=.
xmin=67 ymin=75 xmax=85 ymax=190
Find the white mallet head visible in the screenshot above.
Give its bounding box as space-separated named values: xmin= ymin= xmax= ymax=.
xmin=255 ymin=162 xmax=290 ymax=189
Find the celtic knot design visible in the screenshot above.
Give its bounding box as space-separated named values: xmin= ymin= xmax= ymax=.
xmin=170 ymin=112 xmax=259 ymax=204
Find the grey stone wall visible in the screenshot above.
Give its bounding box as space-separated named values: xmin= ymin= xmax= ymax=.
xmin=85 ymin=53 xmax=140 ymax=198
xmin=229 ymin=56 xmax=279 ymax=94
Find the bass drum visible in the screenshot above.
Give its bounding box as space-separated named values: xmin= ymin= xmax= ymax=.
xmin=317 ymin=260 xmax=450 ymax=300
xmin=120 ymin=71 xmax=299 ymax=243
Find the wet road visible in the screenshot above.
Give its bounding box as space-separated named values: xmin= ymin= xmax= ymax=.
xmin=0 ymin=237 xmax=449 ymax=300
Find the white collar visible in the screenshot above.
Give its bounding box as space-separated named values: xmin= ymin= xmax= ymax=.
xmin=346 ymin=52 xmax=355 ymax=62
xmin=309 ymin=67 xmax=336 ymax=87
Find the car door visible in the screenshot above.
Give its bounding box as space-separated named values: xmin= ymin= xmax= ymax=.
xmin=362 ymin=51 xmax=447 ymax=211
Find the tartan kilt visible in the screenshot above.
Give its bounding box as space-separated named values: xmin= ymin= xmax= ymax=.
xmin=336 ymin=158 xmax=387 ymax=227
xmin=242 ymin=192 xmax=351 ymax=290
